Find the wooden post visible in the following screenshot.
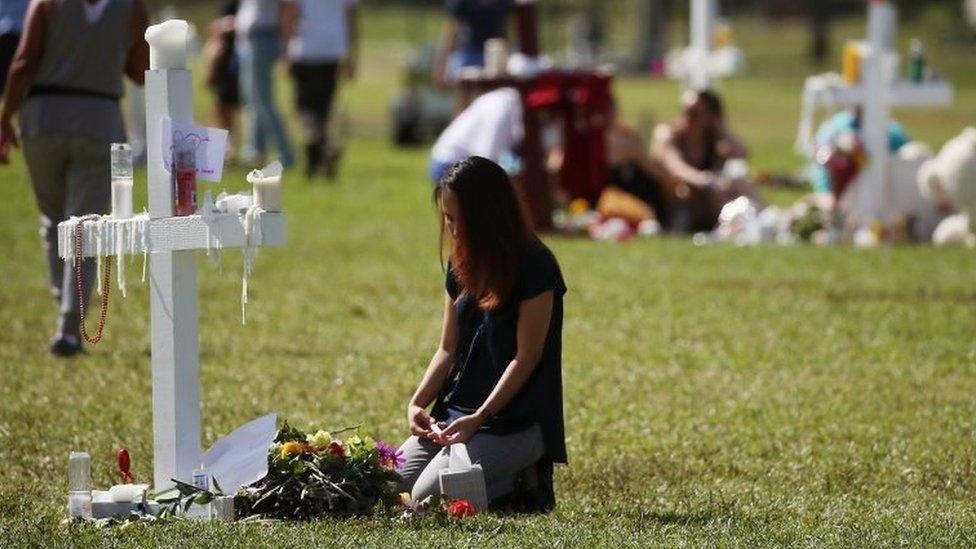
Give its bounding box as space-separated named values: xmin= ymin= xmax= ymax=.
xmin=514 ymin=0 xmax=540 ymax=57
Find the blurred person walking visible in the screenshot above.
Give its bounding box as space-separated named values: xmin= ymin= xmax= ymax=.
xmin=434 ymin=0 xmax=512 ymax=87
xmin=281 ymin=0 xmax=358 ymax=179
xmin=203 ymin=0 xmax=241 ymax=160
xmin=0 ymin=0 xmax=149 ymax=356
xmin=0 ymin=0 xmax=28 ymax=93
xmin=236 ymin=0 xmax=294 ymax=166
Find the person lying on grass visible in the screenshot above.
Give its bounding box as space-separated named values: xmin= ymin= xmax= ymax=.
xmin=397 ymin=156 xmax=567 ymax=512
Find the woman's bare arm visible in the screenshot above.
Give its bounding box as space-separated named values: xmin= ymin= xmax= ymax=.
xmin=717 ymin=123 xmax=749 ymax=159
xmin=650 ymin=123 xmax=714 ymax=188
xmin=0 ymin=0 xmax=49 ymax=163
xmin=124 ymin=0 xmax=149 ymax=85
xmin=280 ymin=1 xmax=298 ymax=51
xmin=344 ymin=4 xmax=358 ymax=79
xmin=440 ymin=290 xmax=554 ymax=444
xmin=407 ymin=291 xmax=459 ymax=438
xmin=433 ymin=18 xmax=458 ymax=87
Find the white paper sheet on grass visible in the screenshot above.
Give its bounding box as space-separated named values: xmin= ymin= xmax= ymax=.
xmin=161 ymin=117 xmax=229 ymax=183
xmin=202 ymin=413 xmax=277 ymax=495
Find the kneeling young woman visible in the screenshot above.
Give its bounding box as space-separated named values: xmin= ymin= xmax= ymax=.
xmin=397 ymin=156 xmax=567 ymax=510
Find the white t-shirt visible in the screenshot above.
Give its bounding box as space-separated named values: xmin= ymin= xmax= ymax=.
xmin=236 ymin=0 xmax=281 ymax=36
xmin=431 ymin=87 xmax=523 ymax=165
xmin=286 ymin=0 xmax=357 ymax=62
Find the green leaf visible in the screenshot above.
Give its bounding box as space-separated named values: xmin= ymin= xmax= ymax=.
xmin=195 ymin=492 xmax=215 ymax=505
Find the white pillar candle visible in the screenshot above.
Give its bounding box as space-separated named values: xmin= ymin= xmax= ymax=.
xmin=145 ymin=20 xmax=189 ymax=70
xmin=247 ymin=161 xmax=283 ymax=212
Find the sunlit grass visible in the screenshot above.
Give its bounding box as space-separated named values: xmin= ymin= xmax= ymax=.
xmin=1 ymin=4 xmax=975 ymax=546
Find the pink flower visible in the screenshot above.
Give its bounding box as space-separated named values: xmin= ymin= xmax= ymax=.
xmin=377 ymin=441 xmax=404 ymax=470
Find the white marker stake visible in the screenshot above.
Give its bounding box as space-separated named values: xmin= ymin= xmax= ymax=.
xmin=145 ymin=21 xmax=200 ymax=493
xmin=855 ymin=1 xmax=896 ymax=221
xmin=689 ymin=0 xmax=716 ymax=91
xmin=58 ymin=19 xmax=286 ymax=504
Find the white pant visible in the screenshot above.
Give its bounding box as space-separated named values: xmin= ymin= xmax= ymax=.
xmin=397 ymin=423 xmax=544 ymax=503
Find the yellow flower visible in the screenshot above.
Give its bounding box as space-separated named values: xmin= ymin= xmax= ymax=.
xmin=399 ymin=492 xmax=411 ymax=506
xmin=306 ymin=430 xmax=333 ymax=451
xmin=279 ymin=441 xmax=302 ymax=460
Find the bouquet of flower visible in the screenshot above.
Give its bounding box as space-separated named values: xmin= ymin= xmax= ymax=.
xmin=234 ymin=422 xmax=404 ymax=520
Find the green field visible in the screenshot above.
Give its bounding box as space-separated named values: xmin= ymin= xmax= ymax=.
xmin=1 ymin=5 xmax=975 ymax=546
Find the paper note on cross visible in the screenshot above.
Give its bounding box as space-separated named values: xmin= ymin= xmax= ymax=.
xmin=162 ymin=118 xmax=229 ymax=183
xmin=57 ymin=20 xmax=286 ymax=493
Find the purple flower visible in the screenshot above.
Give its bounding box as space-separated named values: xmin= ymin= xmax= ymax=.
xmin=377 ymin=441 xmax=405 ymax=470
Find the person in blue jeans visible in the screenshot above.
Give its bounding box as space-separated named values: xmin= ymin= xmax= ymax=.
xmin=235 ymin=0 xmax=294 ymax=166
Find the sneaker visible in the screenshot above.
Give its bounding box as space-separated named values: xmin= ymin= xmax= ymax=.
xmin=50 ymin=334 xmax=83 ymax=357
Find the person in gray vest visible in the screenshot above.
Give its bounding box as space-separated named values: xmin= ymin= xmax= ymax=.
xmin=0 ymin=0 xmax=149 ymax=357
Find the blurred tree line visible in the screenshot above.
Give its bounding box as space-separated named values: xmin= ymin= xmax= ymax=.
xmin=150 ymin=0 xmax=970 ymax=68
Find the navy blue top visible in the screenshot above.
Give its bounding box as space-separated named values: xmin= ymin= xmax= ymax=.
xmin=446 ymin=0 xmax=513 ymax=55
xmin=432 ymin=240 xmax=567 ymax=464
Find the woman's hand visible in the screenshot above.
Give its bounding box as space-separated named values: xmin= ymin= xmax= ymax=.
xmin=0 ymin=115 xmax=18 ymax=165
xmin=440 ymin=413 xmax=485 ymax=445
xmin=407 ymin=403 xmax=444 ymax=440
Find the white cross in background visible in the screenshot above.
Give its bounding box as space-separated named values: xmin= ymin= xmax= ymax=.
xmin=853 ymin=1 xmax=952 ymax=221
xmin=57 ymin=22 xmax=286 ymax=493
xmin=669 ymin=0 xmax=744 ymax=91
xmin=797 ymin=1 xmax=953 ymax=224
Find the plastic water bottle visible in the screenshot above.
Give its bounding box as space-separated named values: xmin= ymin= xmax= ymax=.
xmin=909 ymin=38 xmax=925 ymax=83
xmin=111 ymin=143 xmax=134 ymax=219
xmin=192 ymin=466 xmax=212 ymax=519
xmin=67 ymin=452 xmax=92 ymax=519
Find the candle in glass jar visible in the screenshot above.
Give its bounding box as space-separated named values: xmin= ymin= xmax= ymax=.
xmin=144 ymin=20 xmax=189 ymax=70
xmin=111 ymin=143 xmax=134 ymax=219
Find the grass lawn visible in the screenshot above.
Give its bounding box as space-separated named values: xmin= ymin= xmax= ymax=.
xmin=1 ymin=5 xmax=975 ymax=546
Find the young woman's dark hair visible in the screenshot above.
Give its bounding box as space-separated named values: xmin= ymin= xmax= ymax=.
xmin=696 ymin=88 xmax=724 ymax=120
xmin=435 ymin=156 xmax=534 ymax=310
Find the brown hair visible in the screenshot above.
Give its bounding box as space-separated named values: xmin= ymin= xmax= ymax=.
xmin=435 ymin=156 xmax=535 ymax=310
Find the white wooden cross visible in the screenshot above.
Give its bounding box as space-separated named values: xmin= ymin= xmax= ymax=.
xmin=668 ymin=0 xmax=743 ymax=90
xmin=797 ymin=1 xmax=953 ymax=223
xmin=56 ymin=21 xmax=285 ymax=493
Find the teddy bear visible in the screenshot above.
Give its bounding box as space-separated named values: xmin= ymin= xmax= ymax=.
xmin=917 ymin=127 xmax=976 ymax=247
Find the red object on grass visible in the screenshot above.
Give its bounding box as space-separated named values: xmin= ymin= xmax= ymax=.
xmin=117 ymin=448 xmax=134 ymax=484
xmin=446 ymin=498 xmax=477 ymax=517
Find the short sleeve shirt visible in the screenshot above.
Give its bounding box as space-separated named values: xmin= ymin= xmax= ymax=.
xmin=432 ymin=239 xmax=568 ymax=464
xmin=446 ymin=0 xmax=512 ymax=54
xmin=286 ymin=0 xmax=358 ymax=62
xmin=236 ymin=0 xmax=281 ymax=36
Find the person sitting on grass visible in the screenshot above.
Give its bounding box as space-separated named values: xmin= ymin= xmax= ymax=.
xmin=651 ymin=88 xmax=763 ymax=232
xmin=397 ymin=156 xmax=567 ymax=512
xmin=596 ymin=98 xmax=673 ymax=229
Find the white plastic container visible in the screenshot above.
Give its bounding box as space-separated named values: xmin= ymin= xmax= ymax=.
xmin=67 ymin=452 xmax=92 ymax=519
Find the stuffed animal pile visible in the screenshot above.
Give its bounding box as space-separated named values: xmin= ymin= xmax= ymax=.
xmin=918 ymin=127 xmax=976 ymax=247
